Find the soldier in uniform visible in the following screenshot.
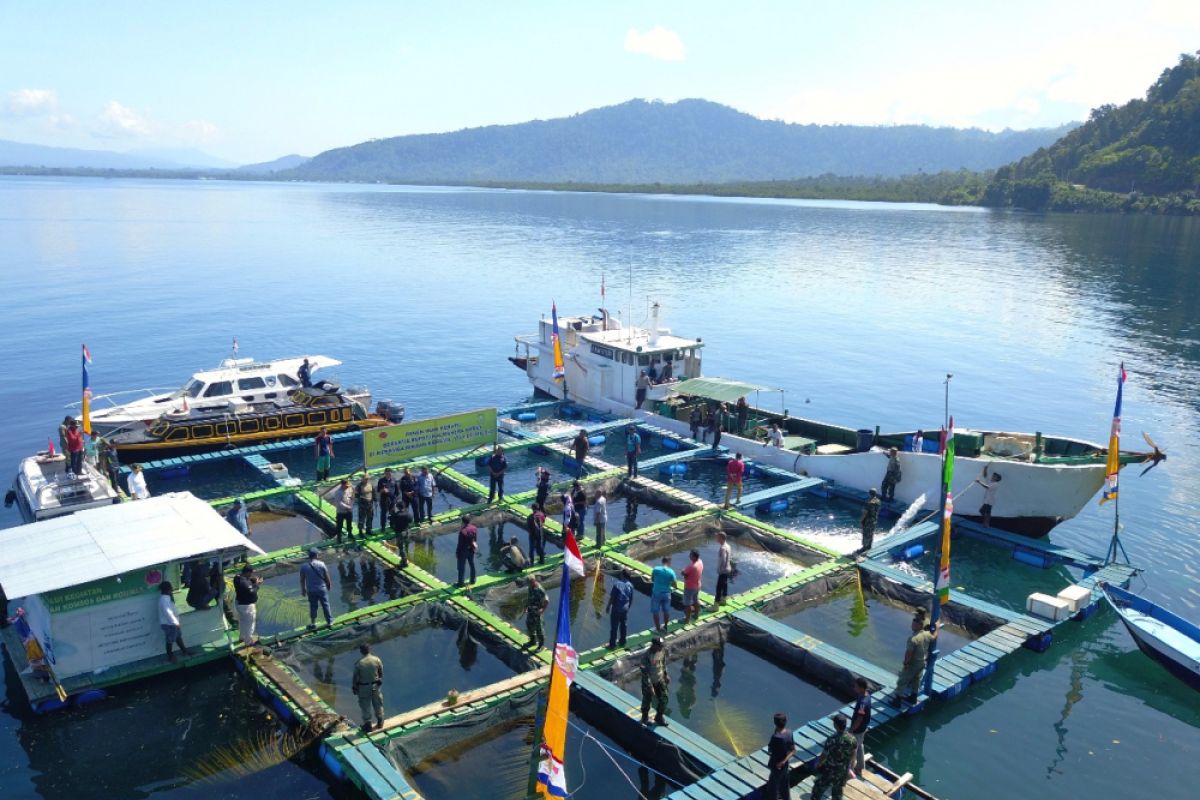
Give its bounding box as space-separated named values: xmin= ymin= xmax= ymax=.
xmin=355 ymin=473 xmax=375 ymax=537
xmin=880 ymin=448 xmax=901 ymax=501
xmin=859 ymin=488 xmax=881 ymax=552
xmin=376 ymin=468 xmax=397 ymax=533
xmin=524 ymin=575 xmax=549 ymax=649
xmin=895 ymin=611 xmax=938 ymax=704
xmin=640 ymin=636 xmax=671 ymax=726
xmin=810 ymin=713 xmax=857 ymax=800
xmin=389 ymin=500 xmax=412 ymax=567
xmin=352 ymin=643 xmax=385 ymax=732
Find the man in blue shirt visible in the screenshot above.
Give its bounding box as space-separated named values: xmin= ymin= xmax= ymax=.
xmin=606 ymin=568 xmax=635 ymax=649
xmin=849 ymin=676 xmax=872 ymax=778
xmin=650 ymin=555 xmax=675 ymax=632
xmin=487 ymin=446 xmax=508 ymax=503
xmin=224 ymin=498 xmax=250 ymax=537
xmin=299 ymin=548 xmax=333 ymax=629
xmin=625 ymin=425 xmax=642 ymax=478
xmin=415 ymin=466 xmax=435 ymax=523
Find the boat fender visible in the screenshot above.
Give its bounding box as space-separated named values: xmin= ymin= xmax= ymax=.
xmin=900 ymin=544 xmax=925 ymax=561
xmin=319 ymin=742 xmax=347 ymax=782
xmin=73 ymin=688 xmax=107 ymax=707
xmin=661 ymin=437 xmax=680 ymax=451
xmin=587 ymin=435 xmax=606 ymax=446
xmin=33 ymin=697 xmax=69 ymax=715
xmin=1012 ymin=549 xmax=1048 ymax=569
xmin=769 ymin=498 xmax=789 ymax=513
xmin=516 ymin=412 xmax=538 ymax=422
xmin=659 ymin=463 xmax=687 ymax=476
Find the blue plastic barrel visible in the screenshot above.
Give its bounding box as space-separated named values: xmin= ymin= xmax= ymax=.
xmin=562 ymin=456 xmax=580 ymax=470
xmin=73 ymin=689 xmax=107 ymax=707
xmin=516 ymin=411 xmax=538 ymax=422
xmin=33 ymin=697 xmax=68 ymax=715
xmin=587 ymin=435 xmax=606 ymax=446
xmin=769 ymin=498 xmax=789 ymax=512
xmin=475 ymin=456 xmax=490 ymax=469
xmin=319 ymin=743 xmax=347 ymax=782
xmin=900 ymin=543 xmax=925 ymax=560
xmin=855 ymin=429 xmax=875 ymax=452
xmin=661 ymin=437 xmax=681 ymax=450
xmin=561 ymin=405 xmax=581 ymax=418
xmin=1012 ymin=549 xmax=1048 ymax=569
xmin=659 ymin=463 xmax=687 ymax=476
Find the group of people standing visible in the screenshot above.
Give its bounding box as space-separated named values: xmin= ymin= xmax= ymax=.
xmin=55 ymin=415 xmax=126 ymax=494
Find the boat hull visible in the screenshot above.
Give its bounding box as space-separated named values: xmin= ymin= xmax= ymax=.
xmin=1103 ymin=584 xmax=1200 ymax=692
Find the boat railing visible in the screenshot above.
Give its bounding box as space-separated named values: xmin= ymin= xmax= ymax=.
xmin=65 ymin=387 xmax=177 ymax=409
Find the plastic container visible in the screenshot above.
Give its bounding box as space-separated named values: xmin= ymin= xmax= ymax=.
xmin=587 ymin=435 xmax=606 ymax=446
xmin=1027 ymin=592 xmax=1071 ymax=621
xmin=769 ymin=498 xmax=789 ymax=512
xmin=855 ymin=429 xmax=875 ymax=453
xmin=661 ymin=437 xmax=681 ymax=450
xmin=1057 ymin=585 xmax=1092 ymax=613
xmin=900 ymin=543 xmax=925 ymax=560
xmin=659 ymin=463 xmax=687 ymax=476
xmin=516 ymin=411 xmax=538 ymax=422
xmin=1012 ymin=549 xmax=1048 ymax=569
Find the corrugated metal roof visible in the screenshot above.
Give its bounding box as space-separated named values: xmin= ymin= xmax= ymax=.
xmin=0 ymin=492 xmax=265 ymax=599
xmin=672 ymin=377 xmax=775 ymax=403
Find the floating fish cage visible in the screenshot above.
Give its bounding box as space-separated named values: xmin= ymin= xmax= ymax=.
xmin=17 ymin=400 xmax=1135 ymax=800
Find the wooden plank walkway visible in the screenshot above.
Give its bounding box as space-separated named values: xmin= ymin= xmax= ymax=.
xmin=331 ymin=739 xmax=423 ymax=800
xmin=737 ymin=476 xmax=827 ymax=509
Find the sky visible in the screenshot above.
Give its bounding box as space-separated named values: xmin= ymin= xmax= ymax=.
xmin=2 ymin=1 xmax=1198 ymax=164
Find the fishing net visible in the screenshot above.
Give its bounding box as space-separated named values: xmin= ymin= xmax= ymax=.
xmin=860 ymin=567 xmax=1007 ymax=635
xmin=621 ymin=514 xmax=826 ymax=570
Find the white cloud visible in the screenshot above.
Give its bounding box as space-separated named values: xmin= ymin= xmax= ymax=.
xmin=94 ymin=100 xmax=152 ymax=138
xmin=180 ymin=119 xmax=219 ymax=143
xmin=5 ymin=88 xmax=58 ymax=116
xmin=624 ymin=26 xmax=685 ymax=62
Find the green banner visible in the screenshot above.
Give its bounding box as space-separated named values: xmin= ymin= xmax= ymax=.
xmin=45 ymin=564 xmax=168 ymax=613
xmin=363 ymin=408 xmax=497 ymax=468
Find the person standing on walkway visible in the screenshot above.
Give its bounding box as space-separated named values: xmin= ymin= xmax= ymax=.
xmin=455 ymin=515 xmax=478 ymax=586
xmin=681 ymin=550 xmax=704 ymax=623
xmin=810 ymin=713 xmax=857 ymax=800
xmin=689 ymin=406 xmax=703 ymax=440
xmin=57 ymin=416 xmax=73 ymax=461
xmin=225 ymin=498 xmax=251 ymax=538
xmin=355 ymin=472 xmax=375 ymax=537
xmin=606 ymin=568 xmax=634 ymax=649
xmin=764 ymin=711 xmax=796 ymax=800
xmin=376 ymin=468 xmax=396 ymax=533
xmin=352 ymin=643 xmax=384 ymax=732
xmin=974 ymin=467 xmax=1002 ymax=527
xmin=735 ymin=397 xmax=750 ymax=436
xmin=416 ymin=466 xmax=436 ymax=523
xmin=300 ymin=548 xmax=333 ymax=628
xmin=314 ymin=427 xmax=334 ymax=481
xmin=859 ymin=489 xmax=880 ymax=553
xmin=399 ymin=467 xmax=418 ymax=523
xmin=526 ymin=504 xmax=546 ymax=565
xmin=158 ymin=581 xmax=191 ymax=662
xmin=535 ymin=467 xmax=551 ymax=509
xmin=324 ymin=479 xmax=355 ymax=543
xmin=635 ymin=370 xmax=650 ymax=409
xmin=625 ymin=425 xmax=642 ymax=478
xmin=233 ymin=564 xmax=262 ymax=646
xmin=559 ymin=489 xmax=575 ymax=534
xmin=880 ymin=448 xmax=901 ymax=502
xmin=640 ymin=636 xmax=670 ymax=726
xmin=571 ymin=480 xmax=588 ymax=538
xmin=487 ymin=446 xmax=508 ymax=503
xmin=711 ymin=411 xmax=724 ymax=450
xmin=723 ymin=453 xmax=746 ymax=509
xmin=894 ymin=612 xmax=937 ymax=704
xmin=714 ymin=532 xmax=733 ymax=606
xmin=849 ymin=677 xmax=872 ymax=778
xmin=650 ymin=556 xmax=676 ymax=632
xmin=65 ymin=419 xmax=85 ymax=475
xmin=389 ymin=500 xmax=412 ymax=567
xmin=524 ymin=575 xmax=549 ymax=649
xmin=127 ymin=463 xmax=150 ymax=500
xmin=571 ymin=429 xmax=590 ymax=477
xmin=84 ymin=431 xmax=101 ymax=468
xmin=593 ymin=491 xmax=608 ymax=546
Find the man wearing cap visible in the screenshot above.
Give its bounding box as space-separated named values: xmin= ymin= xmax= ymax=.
xmin=859 ymin=489 xmax=881 ymax=553
xmin=880 ymin=448 xmax=901 ymax=502
xmin=606 ymin=568 xmax=634 ymax=649
xmin=811 ymin=713 xmax=858 ymax=800
xmin=625 ymin=425 xmax=641 ymax=478
xmin=640 ymin=636 xmax=670 ymax=725
xmin=524 ymin=575 xmax=549 ymax=649
xmin=895 ymin=611 xmax=938 ymax=704
xmin=300 ymin=548 xmax=333 ymax=628
xmin=233 ymin=564 xmax=263 ymax=646
xmin=526 ymin=503 xmax=546 ymax=565
xmin=487 ymin=445 xmax=508 ymax=503
xmin=352 ymin=643 xmax=385 ymax=732
xmin=225 ymin=498 xmax=250 ymax=537
xmin=65 ymin=419 xmax=85 ymax=475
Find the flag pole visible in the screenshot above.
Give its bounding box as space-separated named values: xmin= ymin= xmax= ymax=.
xmin=1102 ymin=364 xmax=1129 ymax=566
xmin=923 ymin=375 xmax=953 ymax=697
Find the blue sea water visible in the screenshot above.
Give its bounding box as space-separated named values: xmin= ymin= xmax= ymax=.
xmin=0 ymin=176 xmax=1197 ymax=798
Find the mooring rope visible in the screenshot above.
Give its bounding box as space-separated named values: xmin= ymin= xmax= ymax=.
xmin=563 ymin=717 xmax=684 ymax=796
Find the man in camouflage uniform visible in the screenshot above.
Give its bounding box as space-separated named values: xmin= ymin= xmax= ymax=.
xmin=859 ymin=489 xmax=881 ymax=552
xmin=524 ymin=575 xmax=549 ymax=650
xmin=810 ymin=713 xmax=857 ymax=800
xmin=640 ymin=636 xmax=671 ymax=726
xmin=880 ymin=448 xmax=901 ymax=501
xmin=356 ymin=472 xmax=375 ymax=537
xmin=351 ymin=643 xmax=385 ymax=732
xmin=895 ymin=611 xmax=938 ymax=703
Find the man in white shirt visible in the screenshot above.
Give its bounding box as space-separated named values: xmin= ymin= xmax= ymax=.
xmin=158 ymin=581 xmax=191 ymax=662
xmin=714 ymin=531 xmax=733 ymax=606
xmin=766 ymin=423 xmax=785 ymax=448
xmin=973 ymin=468 xmax=1002 ymax=527
xmin=127 ymin=464 xmax=151 ymax=500
xmin=594 ymin=492 xmax=609 ymax=546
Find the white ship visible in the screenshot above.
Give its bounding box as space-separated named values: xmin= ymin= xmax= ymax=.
xmin=6 ymin=453 xmax=120 ymax=523
xmin=510 ymin=305 xmax=1156 ymax=537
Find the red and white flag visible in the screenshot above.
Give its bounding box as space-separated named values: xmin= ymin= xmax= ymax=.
xmin=562 ymin=528 xmax=585 ymax=577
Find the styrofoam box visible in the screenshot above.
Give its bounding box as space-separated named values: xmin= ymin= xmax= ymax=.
xmin=1027 ymin=592 xmax=1072 ymax=621
xmin=1056 ymin=585 xmax=1092 ymax=613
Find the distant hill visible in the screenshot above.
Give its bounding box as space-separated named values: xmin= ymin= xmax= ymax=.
xmin=0 ymin=139 xmax=197 ymax=169
xmin=983 ymin=52 xmax=1200 ymax=213
xmin=286 ymin=99 xmax=1074 ymax=184
xmin=125 ymin=147 xmax=236 ymax=169
xmin=236 ymin=154 xmax=310 ymax=174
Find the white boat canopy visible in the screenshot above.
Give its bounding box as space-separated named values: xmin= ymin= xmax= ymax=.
xmin=0 ymin=492 xmax=264 ymax=599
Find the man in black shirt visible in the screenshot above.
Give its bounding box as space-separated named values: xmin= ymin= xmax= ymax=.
xmin=233 ymin=564 xmax=263 ymax=646
xmin=849 ymin=677 xmax=872 ymax=778
xmin=764 ymin=711 xmax=795 ymax=799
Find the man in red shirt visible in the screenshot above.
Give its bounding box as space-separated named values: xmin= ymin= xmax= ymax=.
xmin=65 ymin=419 xmax=85 ymax=476
xmin=723 ymin=453 xmax=746 ymax=509
xmin=681 ymin=549 xmax=704 ymax=623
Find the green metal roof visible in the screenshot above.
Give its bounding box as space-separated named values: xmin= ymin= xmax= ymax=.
xmin=672 ymin=377 xmax=775 ymax=403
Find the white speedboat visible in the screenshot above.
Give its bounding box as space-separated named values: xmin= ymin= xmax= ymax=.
xmin=5 ymin=453 xmax=120 ymax=523
xmin=510 ymin=306 xmax=1157 ymax=537
xmin=83 ymin=355 xmax=342 ymax=434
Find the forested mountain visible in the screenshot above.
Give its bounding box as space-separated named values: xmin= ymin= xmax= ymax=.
xmin=286 ymin=99 xmax=1072 ymax=184
xmin=983 ymin=52 xmax=1200 ymax=212
xmin=0 ymin=139 xmax=197 ymax=169
xmin=236 ymin=154 xmax=310 ymax=174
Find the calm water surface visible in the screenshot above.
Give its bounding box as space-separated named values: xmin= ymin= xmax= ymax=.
xmin=1 ymin=177 xmax=1198 ymax=798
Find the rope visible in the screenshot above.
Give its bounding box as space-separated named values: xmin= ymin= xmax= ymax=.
xmin=562 ymin=717 xmax=684 ymax=793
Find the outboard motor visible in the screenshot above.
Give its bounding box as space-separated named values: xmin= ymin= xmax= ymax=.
xmin=376 ymin=400 xmax=406 ymax=423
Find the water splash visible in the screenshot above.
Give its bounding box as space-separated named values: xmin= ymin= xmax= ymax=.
xmin=887 ymin=493 xmax=928 ymax=536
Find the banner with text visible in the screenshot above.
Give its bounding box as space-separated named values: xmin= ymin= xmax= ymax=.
xmin=363 ymin=408 xmax=497 ymax=469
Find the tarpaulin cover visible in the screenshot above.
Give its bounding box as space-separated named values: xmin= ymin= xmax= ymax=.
xmin=859 ymin=567 xmax=1008 ymax=636
xmin=672 ymin=377 xmax=774 ymax=403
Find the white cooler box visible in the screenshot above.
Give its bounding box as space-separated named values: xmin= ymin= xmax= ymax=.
xmin=1056 ymin=585 xmax=1092 ymax=614
xmin=1026 ymin=592 xmax=1072 ymax=621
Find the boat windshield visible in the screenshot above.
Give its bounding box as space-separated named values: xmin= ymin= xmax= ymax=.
xmin=172 ymin=379 xmax=205 ymax=399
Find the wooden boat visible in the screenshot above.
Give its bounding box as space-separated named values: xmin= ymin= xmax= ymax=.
xmin=1101 ymin=583 xmax=1200 ymax=690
